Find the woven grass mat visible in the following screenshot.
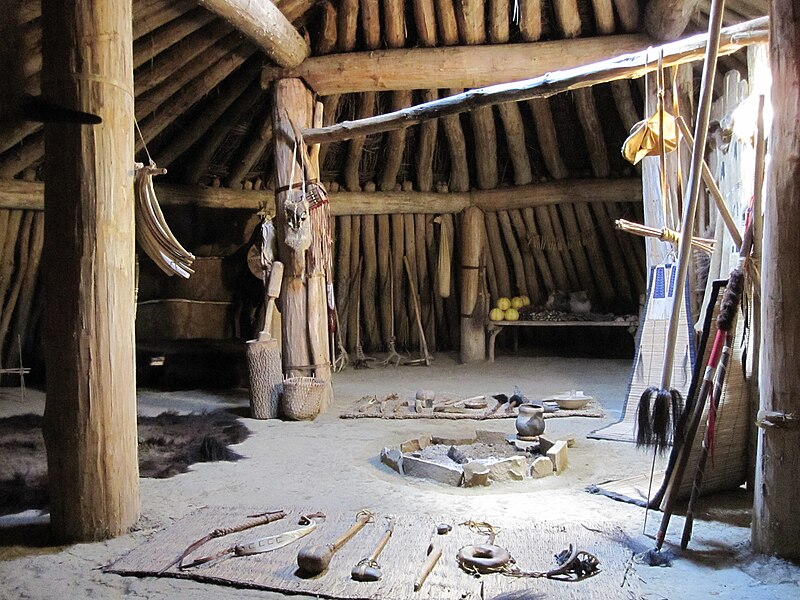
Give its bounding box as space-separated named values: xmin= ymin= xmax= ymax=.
xmin=106 ymin=507 xmax=641 ymax=599
xmin=341 ymin=398 xmax=604 ymax=421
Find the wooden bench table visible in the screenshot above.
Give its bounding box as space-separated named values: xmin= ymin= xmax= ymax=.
xmin=486 ymin=319 xmax=638 ymax=362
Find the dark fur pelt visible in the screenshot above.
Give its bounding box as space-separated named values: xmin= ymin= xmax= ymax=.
xmin=0 ymin=410 xmax=249 ymax=515
xmin=717 ymin=268 xmax=745 ymax=332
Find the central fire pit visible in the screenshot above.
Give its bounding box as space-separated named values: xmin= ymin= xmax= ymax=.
xmin=380 ymin=429 xmax=571 ymax=487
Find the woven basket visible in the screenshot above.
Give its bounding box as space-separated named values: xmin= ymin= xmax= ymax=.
xmin=281 ymin=376 xmax=325 ymax=421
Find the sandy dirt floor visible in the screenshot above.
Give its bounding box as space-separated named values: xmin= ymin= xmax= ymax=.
xmin=0 ymin=353 xmax=798 ymax=599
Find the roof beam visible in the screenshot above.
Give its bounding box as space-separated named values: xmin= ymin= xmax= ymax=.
xmin=1 ymin=177 xmax=642 ymax=215
xmin=198 ymin=0 xmax=309 ymax=67
xmin=263 ymin=34 xmax=652 ymax=94
xmin=644 ymin=0 xmax=703 ymax=40
xmin=300 ymin=17 xmax=767 ymax=144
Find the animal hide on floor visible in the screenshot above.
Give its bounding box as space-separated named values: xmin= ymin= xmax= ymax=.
xmin=0 ymin=411 xmax=250 ymax=516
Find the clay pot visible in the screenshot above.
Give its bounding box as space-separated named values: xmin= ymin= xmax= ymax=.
xmin=515 ymin=404 xmax=545 ymax=438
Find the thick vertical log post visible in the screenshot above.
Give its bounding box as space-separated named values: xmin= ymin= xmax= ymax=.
xmin=272 ymin=79 xmax=313 ymax=379
xmin=41 ymin=0 xmax=139 ymax=541
xmin=460 ymin=206 xmax=486 ymax=363
xmin=753 ymin=1 xmax=800 ymax=559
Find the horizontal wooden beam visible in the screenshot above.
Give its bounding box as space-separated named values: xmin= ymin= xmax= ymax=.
xmin=0 ymin=177 xmax=641 ymax=215
xmin=198 ymin=0 xmax=309 ymax=68
xmin=262 ymin=34 xmax=652 ymax=94
xmin=301 ymin=17 xmax=768 ymax=144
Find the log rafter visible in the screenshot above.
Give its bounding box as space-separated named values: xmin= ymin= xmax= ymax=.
xmin=2 ymin=177 xmax=642 ymax=214
xmin=299 ymin=18 xmax=767 ymax=144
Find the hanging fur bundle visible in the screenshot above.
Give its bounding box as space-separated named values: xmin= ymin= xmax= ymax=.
xmin=717 ymin=266 xmax=745 ymax=332
xmin=636 ymin=386 xmax=684 ymax=452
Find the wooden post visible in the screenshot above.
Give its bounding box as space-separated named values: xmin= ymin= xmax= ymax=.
xmin=272 ymin=78 xmax=313 ymax=379
xmin=41 ymin=0 xmax=139 ymax=542
xmin=460 ymin=206 xmax=486 ymax=363
xmin=753 ymin=1 xmax=800 ymax=559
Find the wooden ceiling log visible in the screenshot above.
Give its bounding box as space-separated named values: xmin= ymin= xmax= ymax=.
xmin=435 ymin=0 xmax=460 ymax=45
xmin=488 ymin=0 xmax=510 ymax=43
xmin=344 ymin=92 xmax=376 ymax=191
xmin=610 ymin=79 xmax=640 ymax=132
xmin=644 ymin=0 xmax=703 ymax=40
xmin=441 ymin=103 xmax=471 ymax=192
xmin=383 ymin=0 xmax=406 ymax=47
xmin=133 ymin=7 xmax=217 ymax=69
xmin=337 ymin=0 xmax=358 ymax=52
xmin=225 ymin=105 xmax=273 ymax=188
xmin=558 ymin=203 xmax=598 ymax=298
xmin=497 ymin=102 xmax=533 ymax=185
xmin=317 ymin=94 xmax=341 ymax=170
xmin=525 ymin=206 xmax=572 ymax=291
xmin=2 ymin=177 xmax=641 ymax=213
xmin=572 ymin=87 xmax=611 ymax=177
xmin=613 ymin=0 xmax=641 ymax=32
xmin=414 ymin=0 xmax=438 ymax=46
xmin=134 ymin=20 xmax=232 ymax=96
xmin=415 ymin=90 xmax=438 ymax=192
xmin=20 ymin=19 xmax=42 ymax=80
xmin=455 ymin=0 xmax=486 ymax=44
xmin=590 ymin=0 xmax=617 ymax=34
xmin=135 ymin=34 xmax=245 ymax=118
xmin=137 ymin=45 xmax=257 ymax=152
xmin=360 ymin=0 xmax=381 ymax=49
xmin=156 ymin=62 xmax=261 ymax=168
xmin=314 ymin=0 xmax=338 ymax=55
xmin=263 ymin=34 xmax=650 ymax=94
xmin=528 ymin=98 xmax=569 ymax=179
xmin=133 ymin=0 xmax=195 ymax=39
xmin=553 ymin=0 xmax=582 ymax=38
xmin=518 ymin=0 xmax=542 ymax=41
xmin=277 ymin=0 xmax=322 ymax=21
xmin=497 ymin=210 xmax=531 ymax=297
xmin=509 ymin=208 xmax=547 ymax=300
xmin=197 ymin=0 xmax=309 ymax=68
xmin=0 ymin=120 xmax=40 ymax=156
xmin=16 ymin=2 xmax=40 ymax=24
xmin=573 ymin=203 xmax=616 ymax=301
xmin=471 ymin=107 xmax=498 ymax=189
xmin=299 ymin=17 xmax=767 ymax=142
xmin=380 ymin=90 xmax=413 ymax=191
xmin=0 ymin=132 xmax=43 ymax=178
xmin=183 ymin=75 xmax=264 ymax=184
xmin=518 ymin=208 xmax=555 ymax=294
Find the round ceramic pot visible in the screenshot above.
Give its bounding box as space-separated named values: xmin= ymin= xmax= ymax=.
xmin=515 ymin=404 xmax=545 ymax=438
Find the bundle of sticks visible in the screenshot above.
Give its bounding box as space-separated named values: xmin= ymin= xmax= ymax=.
xmin=134 ymin=162 xmax=195 ymax=278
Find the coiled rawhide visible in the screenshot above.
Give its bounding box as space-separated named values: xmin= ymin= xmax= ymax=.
xmin=457 ymin=543 xmax=513 ymax=574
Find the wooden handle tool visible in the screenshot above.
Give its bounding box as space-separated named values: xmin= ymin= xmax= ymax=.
xmin=258 ymin=261 xmax=283 ymax=341
xmin=351 ymin=518 xmax=395 ymax=582
xmin=297 ymin=510 xmax=372 ymax=576
xmin=413 ymin=543 xmax=442 ymax=592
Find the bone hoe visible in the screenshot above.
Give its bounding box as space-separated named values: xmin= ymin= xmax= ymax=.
xmin=351 ymin=518 xmax=395 ymax=582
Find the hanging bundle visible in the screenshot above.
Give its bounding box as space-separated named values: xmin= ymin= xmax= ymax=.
xmin=134 ymin=161 xmax=195 ymax=278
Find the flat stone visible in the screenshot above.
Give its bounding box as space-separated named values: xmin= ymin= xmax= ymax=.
xmin=546 ymin=440 xmax=569 ymax=474
xmin=510 ymin=438 xmax=539 ymax=452
xmin=380 ymin=447 xmax=403 ymax=474
xmin=538 ymin=435 xmax=556 ymax=454
xmin=402 ymin=456 xmax=463 ymax=486
xmin=431 ymin=435 xmax=477 ymax=446
xmin=400 ymin=435 xmax=432 ymax=453
xmin=565 ymin=435 xmax=577 ymax=448
xmin=488 ymin=456 xmax=527 ymax=482
xmin=530 ymin=456 xmax=553 ymax=478
xmin=475 ymin=429 xmax=509 ymax=445
xmin=463 ymin=461 xmax=491 ymax=487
